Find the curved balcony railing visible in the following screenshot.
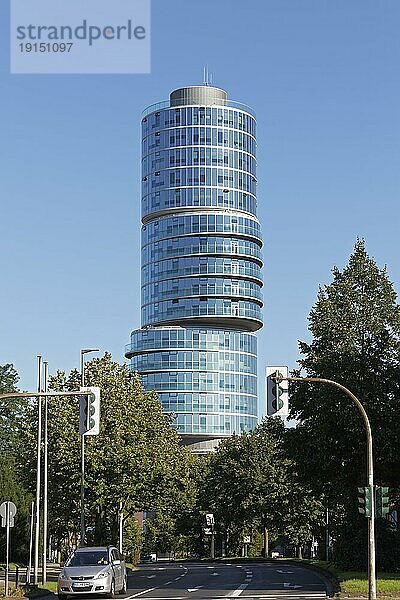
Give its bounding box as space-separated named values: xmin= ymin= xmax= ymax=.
xmin=125 ymin=328 xmax=257 ymax=357
xmin=142 ymin=298 xmax=263 ymax=329
xmin=142 ymin=98 xmax=256 ymax=119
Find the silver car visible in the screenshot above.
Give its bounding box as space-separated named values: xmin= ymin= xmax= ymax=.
xmin=57 ymin=546 xmax=127 ymax=598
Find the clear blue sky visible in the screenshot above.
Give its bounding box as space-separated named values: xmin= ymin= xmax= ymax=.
xmin=1 ymin=0 xmax=399 ymax=415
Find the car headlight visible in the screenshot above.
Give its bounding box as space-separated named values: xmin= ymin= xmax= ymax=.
xmin=96 ymin=572 xmax=109 ymax=579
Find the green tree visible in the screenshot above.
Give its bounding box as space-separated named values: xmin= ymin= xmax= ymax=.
xmin=288 ymin=240 xmax=400 ymax=567
xmin=200 ymin=418 xmax=323 ymax=557
xmin=0 ymin=364 xmax=31 ymax=562
xmin=18 ymin=353 xmax=192 ymax=554
xmin=0 ymin=364 xmax=21 ymax=452
xmin=0 ymin=454 xmax=31 ymax=562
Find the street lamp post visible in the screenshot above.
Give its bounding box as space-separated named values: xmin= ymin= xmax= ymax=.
xmin=274 ymin=375 xmax=376 ymax=600
xmin=33 ymin=355 xmax=43 ymax=585
xmin=80 ymin=349 xmax=99 ymax=547
xmin=42 ymin=361 xmax=49 ymax=584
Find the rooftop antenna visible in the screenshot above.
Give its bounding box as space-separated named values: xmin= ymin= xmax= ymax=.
xmin=203 ymin=65 xmax=209 ymax=86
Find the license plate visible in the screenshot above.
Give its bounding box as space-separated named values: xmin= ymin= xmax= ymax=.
xmin=73 ymin=582 xmax=91 ymax=588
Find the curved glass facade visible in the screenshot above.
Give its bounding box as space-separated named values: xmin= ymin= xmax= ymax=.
xmin=126 ymin=85 xmax=263 ymax=445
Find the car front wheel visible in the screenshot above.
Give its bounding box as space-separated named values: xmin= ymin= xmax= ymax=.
xmin=108 ymin=579 xmax=115 ymax=599
xmin=119 ymin=576 xmax=127 ymax=595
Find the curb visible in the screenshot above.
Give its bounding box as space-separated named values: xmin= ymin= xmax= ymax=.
xmin=276 ymin=559 xmax=341 ymax=597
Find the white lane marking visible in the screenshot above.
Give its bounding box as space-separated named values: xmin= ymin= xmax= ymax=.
xmin=146 ymin=575 xmax=156 ymax=579
xmin=241 ymin=595 xmax=326 ymax=599
xmin=124 ymin=587 xmax=156 ymax=599
xmin=284 ymin=583 xmax=302 ymax=589
xmin=124 ymin=564 xmax=187 ymax=599
xmin=276 ymin=569 xmax=294 ymax=574
xmin=188 ymin=586 xmax=203 ymax=592
xmin=211 ymin=572 xmax=219 ymax=576
xmin=229 ymin=583 xmax=249 ymax=597
xmin=239 ymin=596 xmax=326 ymax=599
xmin=164 ymin=580 xmax=172 ymax=585
xmin=134 ymin=596 xmax=326 ymax=600
xmin=226 ymin=566 xmax=253 ymax=597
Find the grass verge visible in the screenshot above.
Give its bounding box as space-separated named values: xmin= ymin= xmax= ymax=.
xmin=337 ymin=571 xmax=400 ymax=597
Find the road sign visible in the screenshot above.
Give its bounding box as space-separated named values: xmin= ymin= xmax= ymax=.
xmin=205 ymin=513 xmax=215 ymax=526
xmin=0 ymin=501 xmax=17 ymax=528
xmin=243 ymin=535 xmax=251 ymax=544
xmin=0 ymin=501 xmax=17 ymax=594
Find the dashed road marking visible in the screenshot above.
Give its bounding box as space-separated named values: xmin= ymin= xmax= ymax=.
xmin=188 ymin=586 xmax=203 ymax=592
xmin=124 ymin=587 xmax=156 ymax=599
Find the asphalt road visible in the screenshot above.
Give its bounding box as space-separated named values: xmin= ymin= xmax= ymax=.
xmin=124 ymin=562 xmax=329 ymax=600
xmin=1 ymin=561 xmax=329 ymax=599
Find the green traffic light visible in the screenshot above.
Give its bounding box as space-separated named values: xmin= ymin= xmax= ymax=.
xmin=376 ymin=486 xmax=390 ymax=518
xmin=358 ymin=486 xmax=372 ymax=518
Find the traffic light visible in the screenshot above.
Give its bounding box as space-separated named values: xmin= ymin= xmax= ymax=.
xmin=79 ymin=386 xmax=100 ymax=436
xmin=376 ymin=486 xmax=390 ymax=518
xmin=266 ymin=366 xmax=289 ymax=416
xmin=358 ymin=486 xmax=372 ymax=518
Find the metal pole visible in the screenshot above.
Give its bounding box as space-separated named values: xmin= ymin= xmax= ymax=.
xmin=210 ymin=523 xmax=215 ymax=559
xmin=325 ymin=507 xmax=329 ymax=562
xmin=280 ymin=376 xmax=376 ymax=600
xmin=34 ymin=355 xmax=43 ymax=584
xmin=80 ymin=348 xmax=99 ymax=548
xmin=119 ymin=501 xmax=123 ymax=554
xmin=5 ymin=502 xmax=10 ymax=595
xmin=0 ymin=391 xmax=92 ymax=400
xmin=80 ymin=350 xmax=85 ymax=547
xmin=42 ymin=362 xmax=49 ymax=584
xmin=27 ymin=501 xmax=34 ymax=583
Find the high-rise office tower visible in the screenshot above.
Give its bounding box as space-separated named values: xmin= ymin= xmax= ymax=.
xmin=125 ymin=84 xmax=263 ymax=452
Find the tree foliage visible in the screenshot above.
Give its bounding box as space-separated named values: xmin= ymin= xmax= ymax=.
xmin=198 ymin=418 xmax=323 ymax=556
xmin=287 ymin=240 xmax=400 ymax=567
xmin=18 ymin=353 xmax=192 ymax=553
xmin=0 ymin=364 xmax=31 ymax=561
xmin=0 ymin=363 xmax=21 ymax=452
xmin=0 ymin=453 xmax=31 ymax=562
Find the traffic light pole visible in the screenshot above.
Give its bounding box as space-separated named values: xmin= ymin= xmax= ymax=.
xmin=80 ymin=432 xmax=85 ymax=546
xmin=275 ymin=376 xmax=376 ymax=600
xmin=80 ymin=348 xmax=99 ymax=547
xmin=210 ymin=524 xmax=215 ymax=559
xmin=80 ymin=351 xmax=86 ymax=547
xmin=34 ymin=356 xmax=43 ymax=585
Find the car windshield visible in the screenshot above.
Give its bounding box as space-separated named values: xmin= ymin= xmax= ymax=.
xmin=66 ymin=551 xmax=109 ymax=567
